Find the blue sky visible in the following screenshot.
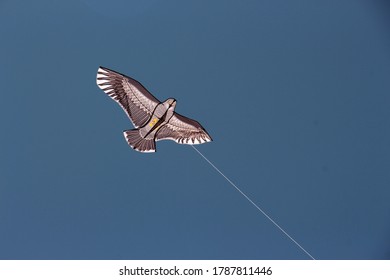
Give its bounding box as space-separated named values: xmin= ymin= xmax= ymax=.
xmin=0 ymin=0 xmax=389 ymax=259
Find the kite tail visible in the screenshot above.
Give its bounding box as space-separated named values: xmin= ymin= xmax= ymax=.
xmin=123 ymin=129 xmax=156 ymax=153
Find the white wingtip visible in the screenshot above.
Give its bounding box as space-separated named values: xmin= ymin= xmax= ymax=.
xmin=96 ymin=67 xmax=112 ymax=91
xmin=98 ymin=67 xmax=108 ymax=74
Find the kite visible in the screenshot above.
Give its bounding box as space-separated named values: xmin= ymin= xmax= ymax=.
xmin=96 ymin=67 xmax=212 ymax=153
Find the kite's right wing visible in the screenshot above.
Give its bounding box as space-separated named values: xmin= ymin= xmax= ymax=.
xmin=156 ymin=113 xmax=212 ymax=144
xmin=96 ymin=66 xmax=160 ymax=128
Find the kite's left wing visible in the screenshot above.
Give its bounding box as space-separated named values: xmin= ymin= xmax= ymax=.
xmin=96 ymin=66 xmax=160 ymax=128
xmin=156 ymin=113 xmax=212 ymax=144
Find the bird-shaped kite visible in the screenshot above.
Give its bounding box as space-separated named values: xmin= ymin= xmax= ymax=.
xmin=96 ymin=67 xmax=212 ymax=153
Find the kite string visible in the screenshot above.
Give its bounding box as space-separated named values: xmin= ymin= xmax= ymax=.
xmin=190 ymin=145 xmax=316 ymax=260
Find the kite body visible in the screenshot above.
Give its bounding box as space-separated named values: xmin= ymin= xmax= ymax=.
xmin=96 ymin=66 xmax=212 ymax=153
